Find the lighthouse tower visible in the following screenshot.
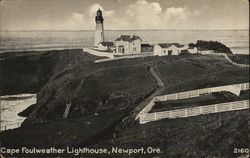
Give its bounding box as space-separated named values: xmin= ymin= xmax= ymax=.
xmin=94 ymin=9 xmax=104 ymax=46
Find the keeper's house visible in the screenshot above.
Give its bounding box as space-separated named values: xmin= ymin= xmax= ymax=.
xmin=154 ymin=43 xmax=188 ymax=56
xmin=115 ymin=35 xmax=142 ymax=54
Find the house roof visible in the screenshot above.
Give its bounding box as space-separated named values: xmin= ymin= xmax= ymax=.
xmin=188 ymin=45 xmax=196 ymax=49
xmin=141 ymin=43 xmax=153 ymax=47
xmin=115 ymin=35 xmax=142 ymax=42
xmin=99 ymin=42 xmax=114 ymax=46
xmin=158 ymin=43 xmax=185 ymax=48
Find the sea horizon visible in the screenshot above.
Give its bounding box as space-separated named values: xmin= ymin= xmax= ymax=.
xmin=1 ymin=29 xmax=249 ymax=31
xmin=0 ymin=29 xmax=249 ymax=54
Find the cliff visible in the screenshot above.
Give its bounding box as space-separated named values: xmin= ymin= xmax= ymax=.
xmin=0 ymin=49 xmax=90 ymax=95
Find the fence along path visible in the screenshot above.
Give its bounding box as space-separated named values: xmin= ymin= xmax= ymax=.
xmin=140 ymin=100 xmax=249 ymax=124
xmin=135 ymin=82 xmax=249 ymax=122
xmin=199 ymin=51 xmax=250 ymax=68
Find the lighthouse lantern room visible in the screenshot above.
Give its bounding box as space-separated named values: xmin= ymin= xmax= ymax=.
xmin=94 ymin=9 xmax=104 ymax=46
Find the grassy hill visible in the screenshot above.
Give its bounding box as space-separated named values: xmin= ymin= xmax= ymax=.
xmin=0 ymin=49 xmax=101 ymax=95
xmin=93 ymin=110 xmax=248 ymax=158
xmin=0 ymin=50 xmax=249 ymax=157
xmin=227 ymin=54 xmax=250 ymax=64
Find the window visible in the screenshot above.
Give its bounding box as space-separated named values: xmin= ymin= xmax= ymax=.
xmin=168 ymin=50 xmax=172 ymax=55
xmin=133 ymin=47 xmax=136 ymax=51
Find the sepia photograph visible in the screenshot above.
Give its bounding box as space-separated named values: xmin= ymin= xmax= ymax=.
xmin=0 ymin=0 xmax=249 ymax=157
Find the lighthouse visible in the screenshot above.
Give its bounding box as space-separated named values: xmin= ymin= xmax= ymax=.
xmin=94 ymin=9 xmax=104 ymax=46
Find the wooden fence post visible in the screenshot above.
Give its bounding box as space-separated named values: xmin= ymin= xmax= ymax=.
xmin=215 ymin=104 xmax=218 ymax=112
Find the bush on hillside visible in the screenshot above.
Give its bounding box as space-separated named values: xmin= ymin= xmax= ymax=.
xmin=190 ymin=40 xmax=232 ymax=54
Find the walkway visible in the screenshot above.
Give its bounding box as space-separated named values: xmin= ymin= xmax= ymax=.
xmin=94 ymin=53 xmax=154 ymax=63
xmin=133 ymin=67 xmax=164 ymax=114
xmin=83 ymin=48 xmax=116 ymax=59
xmin=127 ymin=67 xmax=164 ymax=123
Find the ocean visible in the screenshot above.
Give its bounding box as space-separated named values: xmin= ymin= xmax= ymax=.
xmin=0 ymin=94 xmax=36 ymax=130
xmin=0 ymin=30 xmax=249 ymax=54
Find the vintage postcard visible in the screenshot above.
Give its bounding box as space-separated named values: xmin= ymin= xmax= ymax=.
xmin=0 ymin=0 xmax=249 ymax=157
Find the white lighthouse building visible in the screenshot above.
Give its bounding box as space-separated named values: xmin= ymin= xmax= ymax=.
xmin=94 ymin=9 xmax=104 ymax=46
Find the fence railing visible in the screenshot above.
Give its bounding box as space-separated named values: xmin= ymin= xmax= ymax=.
xmin=94 ymin=53 xmax=154 ymax=63
xmin=1 ymin=122 xmax=21 ymax=131
xmin=155 ymin=83 xmax=249 ymax=102
xmin=198 ymin=51 xmax=250 ymax=68
xmin=135 ymin=82 xmax=249 ymax=121
xmin=0 ymin=114 xmax=63 ymax=132
xmin=83 ymin=48 xmax=115 ymax=59
xmin=140 ymin=100 xmax=249 ymax=124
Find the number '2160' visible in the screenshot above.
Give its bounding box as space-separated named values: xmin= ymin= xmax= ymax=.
xmin=234 ymin=148 xmax=249 ymax=154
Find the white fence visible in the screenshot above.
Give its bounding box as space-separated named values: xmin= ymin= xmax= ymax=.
xmin=1 ymin=122 xmax=21 ymax=131
xmin=140 ymin=100 xmax=249 ymax=124
xmin=94 ymin=53 xmax=154 ymax=63
xmin=199 ymin=51 xmax=250 ymax=68
xmin=155 ymin=83 xmax=249 ymax=102
xmin=135 ymin=82 xmax=249 ymax=121
xmin=83 ymin=48 xmax=115 ymax=59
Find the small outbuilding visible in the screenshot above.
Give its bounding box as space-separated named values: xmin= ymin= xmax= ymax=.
xmin=141 ymin=44 xmax=153 ymax=52
xmin=154 ymin=43 xmax=188 ymax=56
xmin=187 ymin=45 xmax=198 ymax=54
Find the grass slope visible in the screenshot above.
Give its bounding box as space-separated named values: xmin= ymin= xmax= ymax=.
xmin=0 ymin=49 xmax=100 ymax=95
xmin=93 ymin=110 xmax=248 ymax=158
xmin=0 ymin=51 xmax=248 ymax=157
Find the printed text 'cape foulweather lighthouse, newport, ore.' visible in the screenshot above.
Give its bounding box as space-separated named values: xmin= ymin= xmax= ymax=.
xmin=95 ymin=9 xmax=104 ymax=46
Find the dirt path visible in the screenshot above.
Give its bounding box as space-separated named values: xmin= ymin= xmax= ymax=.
xmin=69 ymin=66 xmax=164 ymax=146
xmin=115 ymin=66 xmax=164 ymax=131
xmin=133 ymin=67 xmax=164 ymax=114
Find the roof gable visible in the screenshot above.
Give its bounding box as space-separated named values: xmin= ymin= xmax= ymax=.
xmin=99 ymin=42 xmax=114 ymax=46
xmin=141 ymin=43 xmax=153 ymax=47
xmin=158 ymin=43 xmax=185 ymax=48
xmin=115 ymin=35 xmax=142 ymax=42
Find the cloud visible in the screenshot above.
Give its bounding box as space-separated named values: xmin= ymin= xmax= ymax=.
xmin=52 ymin=3 xmax=115 ymax=30
xmin=165 ymin=7 xmax=184 ymax=16
xmin=88 ymin=3 xmax=104 ymax=17
xmin=72 ymin=12 xmax=84 ymax=22
xmin=0 ymin=0 xmax=248 ymax=30
xmin=17 ymin=0 xmax=247 ymax=30
xmin=118 ymin=0 xmax=196 ymax=29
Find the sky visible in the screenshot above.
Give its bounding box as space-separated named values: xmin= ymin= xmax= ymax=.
xmin=0 ymin=0 xmax=249 ymax=30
